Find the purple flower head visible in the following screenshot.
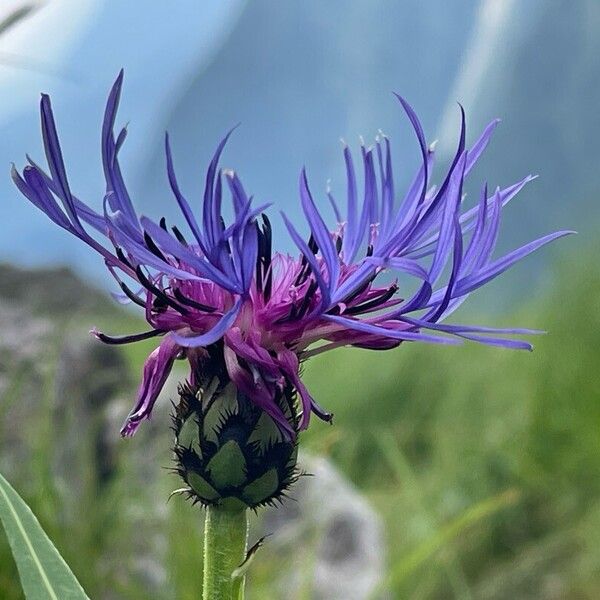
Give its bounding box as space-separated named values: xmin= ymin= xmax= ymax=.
xmin=12 ymin=71 xmax=573 ymax=438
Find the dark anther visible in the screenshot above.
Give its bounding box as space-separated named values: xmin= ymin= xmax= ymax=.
xmin=119 ymin=281 xmax=146 ymax=308
xmin=292 ymin=234 xmax=320 ymax=288
xmin=339 ymin=272 xmax=378 ymax=305
xmin=262 ymin=213 xmax=272 ymax=240
xmin=255 ymin=214 xmax=273 ymax=301
xmin=135 ymin=265 xmax=189 ymax=315
xmin=255 ymin=223 xmax=264 ymax=294
xmin=296 ymin=280 xmax=318 ymax=319
xmin=366 ymin=244 xmax=374 ymax=257
xmin=356 ymin=339 xmax=400 ymax=350
xmin=172 ymin=226 xmax=188 ymax=246
xmin=173 ymin=288 xmax=216 ymax=312
xmin=335 ymin=235 xmax=343 ymax=254
xmin=144 ymin=230 xmax=168 ymax=262
xmin=159 ymin=217 xmax=168 ymax=231
xmin=262 ymin=214 xmax=273 ymax=301
xmin=95 ymin=328 xmax=166 ymax=345
xmin=295 ymin=263 xmax=313 ymax=287
xmin=300 ymin=235 xmax=319 ymax=284
xmin=152 ymin=296 xmax=168 ymax=313
xmin=115 ymin=247 xmax=133 ymax=269
xmin=276 ymin=279 xmax=318 ymax=324
xmin=345 ymin=284 xmax=399 ymax=315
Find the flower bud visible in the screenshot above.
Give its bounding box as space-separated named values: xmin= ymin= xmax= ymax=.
xmin=172 ymin=372 xmax=299 ymax=511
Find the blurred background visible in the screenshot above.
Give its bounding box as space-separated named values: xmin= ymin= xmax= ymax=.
xmin=0 ymin=1 xmax=599 ymax=598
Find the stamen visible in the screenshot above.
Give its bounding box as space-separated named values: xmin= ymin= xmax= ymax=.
xmin=144 ymin=230 xmax=168 ymax=262
xmin=172 ymin=226 xmax=188 ymax=246
xmin=119 ymin=281 xmax=146 ymax=308
xmin=152 ymin=296 xmax=168 ymax=313
xmin=115 ymin=246 xmax=134 ymax=269
xmin=296 ymin=280 xmax=318 ymax=319
xmin=345 ymin=284 xmax=399 ymax=315
xmin=338 ymin=272 xmax=378 ymax=305
xmin=173 ymin=288 xmax=216 ymax=313
xmin=294 ymin=234 xmax=318 ymax=286
xmin=93 ymin=328 xmax=166 ymax=345
xmin=262 ymin=214 xmax=273 ymax=301
xmin=255 ymin=223 xmax=264 ymax=294
xmin=277 ymin=279 xmax=319 ymax=323
xmin=135 ymin=266 xmax=189 ymax=315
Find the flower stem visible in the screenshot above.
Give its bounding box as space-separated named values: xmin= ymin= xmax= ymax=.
xmin=203 ymin=506 xmax=249 ymax=600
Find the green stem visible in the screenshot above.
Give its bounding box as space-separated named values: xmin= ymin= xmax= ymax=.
xmin=203 ymin=506 xmax=249 ymax=600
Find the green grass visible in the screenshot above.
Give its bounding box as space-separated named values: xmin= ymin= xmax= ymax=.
xmin=1 ymin=256 xmax=600 ymax=598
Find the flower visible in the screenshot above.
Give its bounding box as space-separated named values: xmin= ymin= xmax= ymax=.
xmin=12 ymin=71 xmax=572 ymax=439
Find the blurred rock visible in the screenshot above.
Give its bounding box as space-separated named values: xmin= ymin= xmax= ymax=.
xmin=0 ymin=263 xmax=132 ymax=492
xmin=53 ymin=333 xmax=131 ymax=494
xmin=0 ymin=263 xmax=116 ymax=318
xmin=262 ymin=453 xmax=387 ymax=600
xmin=0 ymin=301 xmax=53 ymax=481
xmin=0 ymin=264 xmax=168 ymax=598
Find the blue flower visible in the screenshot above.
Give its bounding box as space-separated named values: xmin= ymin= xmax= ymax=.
xmin=11 ymin=71 xmax=573 ymax=436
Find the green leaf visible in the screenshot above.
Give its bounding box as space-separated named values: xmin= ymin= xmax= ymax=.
xmin=0 ymin=472 xmax=90 ymax=600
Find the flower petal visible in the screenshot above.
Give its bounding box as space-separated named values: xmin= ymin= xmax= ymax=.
xmin=172 ymin=298 xmax=242 ymax=347
xmin=120 ymin=336 xmax=180 ymax=437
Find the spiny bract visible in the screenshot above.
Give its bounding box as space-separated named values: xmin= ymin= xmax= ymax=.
xmin=172 ymin=345 xmax=299 ymax=510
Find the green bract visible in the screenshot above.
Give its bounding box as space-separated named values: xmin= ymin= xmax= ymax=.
xmin=172 ymin=361 xmax=299 ymax=511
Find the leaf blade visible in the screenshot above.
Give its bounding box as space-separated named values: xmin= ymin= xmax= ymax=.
xmin=0 ymin=472 xmax=89 ymax=600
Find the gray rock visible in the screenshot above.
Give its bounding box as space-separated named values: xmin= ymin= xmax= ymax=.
xmin=0 ymin=263 xmax=116 ymax=318
xmin=261 ymin=453 xmax=387 ymax=600
xmin=53 ymin=333 xmax=131 ymax=490
xmin=0 ymin=302 xmax=53 ymax=482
